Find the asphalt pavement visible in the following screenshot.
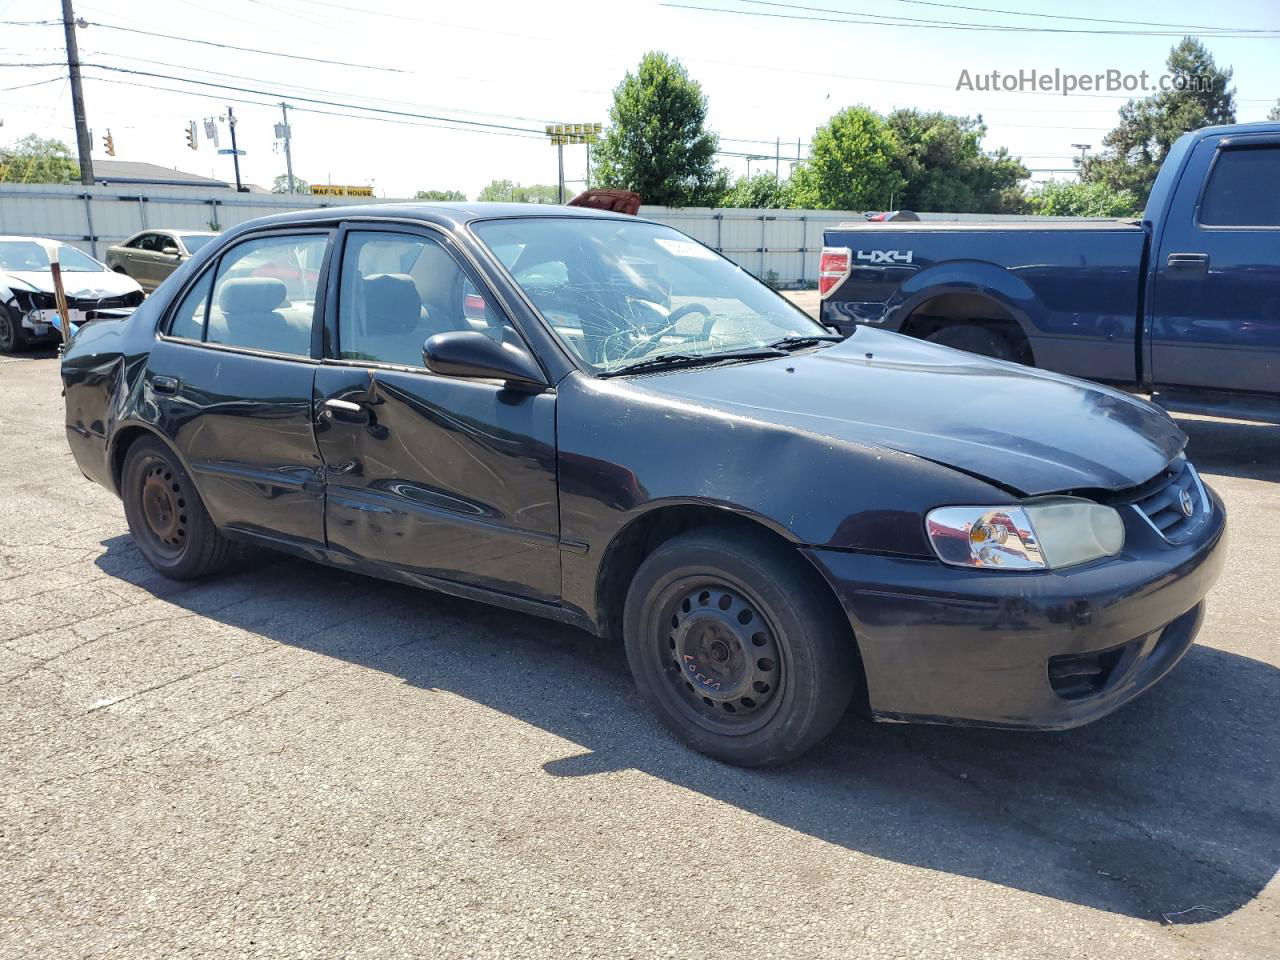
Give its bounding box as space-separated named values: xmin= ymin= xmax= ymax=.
xmin=1 ymin=348 xmax=1277 ymax=959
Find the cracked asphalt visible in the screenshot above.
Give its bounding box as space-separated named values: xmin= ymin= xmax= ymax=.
xmin=1 ymin=349 xmax=1278 ymax=959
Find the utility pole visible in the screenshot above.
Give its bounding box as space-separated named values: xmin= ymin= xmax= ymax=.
xmin=1071 ymin=143 xmax=1092 ymax=166
xmin=227 ymin=106 xmax=244 ymax=192
xmin=279 ymin=102 xmax=295 ymax=194
xmin=557 ymin=141 xmax=565 ymax=204
xmin=60 ymin=0 xmax=93 ymax=185
xmin=775 ymin=137 xmax=781 ymax=180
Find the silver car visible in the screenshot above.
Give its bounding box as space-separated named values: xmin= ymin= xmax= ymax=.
xmin=105 ymin=230 xmax=218 ymax=292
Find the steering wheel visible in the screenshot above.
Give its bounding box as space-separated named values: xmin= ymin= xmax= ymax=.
xmin=612 ymin=301 xmax=714 ymax=364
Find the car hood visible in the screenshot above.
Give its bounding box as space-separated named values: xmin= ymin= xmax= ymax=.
xmin=634 ymin=327 xmax=1184 ymax=496
xmin=3 ymin=269 xmax=141 ymax=299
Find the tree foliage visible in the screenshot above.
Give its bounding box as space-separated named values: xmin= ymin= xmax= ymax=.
xmin=413 ymin=189 xmax=466 ymax=201
xmin=1027 ymin=180 xmax=1142 ymax=217
xmin=271 ymin=174 xmax=310 ymax=194
xmin=1081 ymin=38 xmax=1236 ymax=203
xmin=883 ymin=109 xmax=1028 ymax=213
xmin=1268 ymin=99 xmax=1280 ymax=122
xmin=476 ymin=180 xmax=561 ymax=203
xmin=788 ymin=107 xmax=904 ymax=210
xmin=718 ymin=172 xmax=794 ymax=208
xmin=0 ymin=135 xmax=79 ymax=184
xmin=593 ymin=51 xmax=726 ymax=207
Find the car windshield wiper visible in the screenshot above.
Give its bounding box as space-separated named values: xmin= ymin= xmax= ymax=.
xmin=766 ymin=334 xmax=843 ymax=351
xmin=599 ymin=347 xmax=788 ymax=378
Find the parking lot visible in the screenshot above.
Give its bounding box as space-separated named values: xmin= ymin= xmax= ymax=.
xmin=1 ymin=348 xmax=1277 ymax=959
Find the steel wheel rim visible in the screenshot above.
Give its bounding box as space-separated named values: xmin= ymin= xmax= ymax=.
xmin=137 ymin=459 xmax=188 ymax=558
xmin=655 ymin=578 xmax=785 ymax=735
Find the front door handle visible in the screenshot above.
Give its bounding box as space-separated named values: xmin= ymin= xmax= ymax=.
xmin=152 ymin=375 xmax=179 ymax=395
xmin=322 ymin=398 xmax=364 ymax=414
xmin=1167 ymin=252 xmax=1209 ymax=273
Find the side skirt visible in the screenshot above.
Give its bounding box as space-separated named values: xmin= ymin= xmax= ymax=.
xmin=222 ymin=526 xmax=600 ymax=635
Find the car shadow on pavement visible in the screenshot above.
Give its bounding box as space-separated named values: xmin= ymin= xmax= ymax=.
xmin=96 ymin=535 xmax=1279 ymax=927
xmin=1177 ymin=416 xmax=1280 ymax=483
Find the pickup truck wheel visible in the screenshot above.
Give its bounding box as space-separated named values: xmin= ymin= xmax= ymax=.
xmin=927 ymin=324 xmax=1017 ymax=362
xmin=121 ymin=438 xmax=238 ymax=580
xmin=623 ymin=528 xmax=858 ymax=767
xmin=0 ymin=305 xmax=27 ymax=354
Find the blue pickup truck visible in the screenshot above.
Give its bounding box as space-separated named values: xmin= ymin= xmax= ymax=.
xmin=819 ymin=121 xmax=1280 ymax=421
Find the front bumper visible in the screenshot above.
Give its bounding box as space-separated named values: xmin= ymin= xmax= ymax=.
xmin=803 ymin=485 xmax=1227 ymax=730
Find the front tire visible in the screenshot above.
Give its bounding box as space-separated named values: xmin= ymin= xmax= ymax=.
xmin=0 ymin=305 xmax=27 ymax=355
xmin=121 ymin=437 xmax=238 ymax=580
xmin=623 ymin=527 xmax=858 ymax=766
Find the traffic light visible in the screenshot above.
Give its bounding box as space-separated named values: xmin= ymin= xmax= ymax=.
xmin=185 ymin=121 xmax=197 ymax=150
xmin=102 ymin=129 xmax=115 ymax=156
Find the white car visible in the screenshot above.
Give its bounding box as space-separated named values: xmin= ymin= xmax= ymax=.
xmin=0 ymin=236 xmax=145 ymax=353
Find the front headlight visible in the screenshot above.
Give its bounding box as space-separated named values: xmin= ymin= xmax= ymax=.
xmin=926 ymin=498 xmax=1125 ymax=571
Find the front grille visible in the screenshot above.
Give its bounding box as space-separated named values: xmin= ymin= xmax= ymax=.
xmin=70 ymin=291 xmax=144 ymax=311
xmin=1130 ymin=458 xmax=1208 ymax=543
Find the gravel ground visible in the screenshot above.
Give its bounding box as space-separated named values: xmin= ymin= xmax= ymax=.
xmin=1 ymin=348 xmax=1277 ymax=959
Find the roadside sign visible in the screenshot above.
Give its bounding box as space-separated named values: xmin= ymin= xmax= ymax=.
xmin=545 ymin=122 xmax=602 ymax=145
xmin=217 ymin=148 xmax=246 ymax=155
xmin=311 ymin=184 xmax=374 ymax=197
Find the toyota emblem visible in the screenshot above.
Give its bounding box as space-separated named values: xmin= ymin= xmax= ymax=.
xmin=1178 ymin=488 xmax=1195 ymax=517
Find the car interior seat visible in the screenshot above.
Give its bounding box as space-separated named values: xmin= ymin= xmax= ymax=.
xmin=207 ymin=277 xmax=311 ymax=355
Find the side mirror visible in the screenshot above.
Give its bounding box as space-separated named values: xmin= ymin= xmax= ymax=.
xmin=423 ymin=330 xmax=545 ymax=388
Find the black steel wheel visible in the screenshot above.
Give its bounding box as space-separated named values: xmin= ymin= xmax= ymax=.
xmin=0 ymin=305 xmax=26 ymax=355
xmin=624 ymin=526 xmax=859 ymax=766
xmin=121 ymin=437 xmax=239 ymax=580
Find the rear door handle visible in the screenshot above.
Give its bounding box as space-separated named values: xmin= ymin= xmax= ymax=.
xmin=152 ymin=375 xmax=179 ymax=395
xmin=1167 ymin=252 xmax=1209 ymax=272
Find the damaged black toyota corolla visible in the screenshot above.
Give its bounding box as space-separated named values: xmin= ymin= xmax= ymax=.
xmin=61 ymin=204 xmax=1227 ymax=766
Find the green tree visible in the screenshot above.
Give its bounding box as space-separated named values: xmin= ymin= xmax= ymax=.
xmin=884 ymin=109 xmax=1027 ymax=213
xmin=1268 ymin=100 xmax=1280 ymax=122
xmin=271 ymin=174 xmax=310 ymax=194
xmin=718 ymin=172 xmax=794 ymax=208
xmin=1081 ymin=38 xmax=1235 ymax=203
xmin=593 ymin=51 xmax=726 ymax=207
xmin=414 ymin=189 xmax=466 ymax=201
xmin=789 ymin=107 xmax=904 ymax=210
xmin=1027 ymin=180 xmax=1142 ymax=217
xmin=476 ymin=180 xmax=562 ymax=203
xmin=0 ymin=135 xmax=79 ymax=184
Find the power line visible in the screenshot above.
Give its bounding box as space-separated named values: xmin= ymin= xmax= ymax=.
xmin=737 ymin=0 xmax=1267 ymax=33
xmin=662 ymin=1 xmax=1280 ymax=37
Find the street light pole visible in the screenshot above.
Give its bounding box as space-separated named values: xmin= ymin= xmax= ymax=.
xmin=60 ymin=0 xmax=94 ymax=185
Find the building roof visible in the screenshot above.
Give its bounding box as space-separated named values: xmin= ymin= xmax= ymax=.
xmin=93 ymin=160 xmax=231 ymax=189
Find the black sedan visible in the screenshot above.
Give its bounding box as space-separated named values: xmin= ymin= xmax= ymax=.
xmin=61 ymin=204 xmax=1227 ymax=766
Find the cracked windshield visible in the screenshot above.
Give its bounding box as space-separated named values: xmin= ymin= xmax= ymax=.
xmin=473 ymin=218 xmax=827 ymax=373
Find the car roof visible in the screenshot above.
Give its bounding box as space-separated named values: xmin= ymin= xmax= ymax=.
xmin=0 ymin=235 xmax=78 ymax=244
xmin=240 ymin=201 xmax=651 ymax=234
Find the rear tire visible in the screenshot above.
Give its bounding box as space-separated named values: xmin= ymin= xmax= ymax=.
xmin=926 ymin=323 xmax=1017 ymax=362
xmin=0 ymin=305 xmax=27 ymax=355
xmin=121 ymin=437 xmax=239 ymax=580
xmin=623 ymin=527 xmax=858 ymax=767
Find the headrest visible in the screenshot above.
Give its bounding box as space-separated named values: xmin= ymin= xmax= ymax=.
xmin=219 ymin=277 xmax=287 ymax=315
xmin=361 ymin=273 xmax=422 ymax=334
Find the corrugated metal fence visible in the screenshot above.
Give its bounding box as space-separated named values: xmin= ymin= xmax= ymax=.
xmin=0 ymin=184 xmax=1074 ymax=288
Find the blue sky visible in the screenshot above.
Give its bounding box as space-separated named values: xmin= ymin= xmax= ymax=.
xmin=1 ymin=0 xmax=1277 ymax=198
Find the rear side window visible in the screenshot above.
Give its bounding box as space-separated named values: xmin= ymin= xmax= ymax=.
xmin=1200 ymin=146 xmax=1280 ymax=227
xmin=206 ymin=235 xmax=327 ymax=356
xmin=170 ymin=270 xmax=213 ymax=340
